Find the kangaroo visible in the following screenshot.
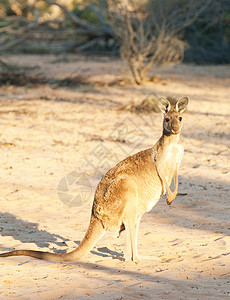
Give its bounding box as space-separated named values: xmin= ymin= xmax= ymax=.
xmin=0 ymin=96 xmax=188 ymax=263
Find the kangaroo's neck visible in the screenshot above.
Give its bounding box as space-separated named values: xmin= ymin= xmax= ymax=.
xmin=159 ymin=131 xmax=181 ymax=147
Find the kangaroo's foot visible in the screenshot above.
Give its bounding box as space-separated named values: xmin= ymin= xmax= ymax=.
xmin=124 ymin=252 xmax=140 ymax=264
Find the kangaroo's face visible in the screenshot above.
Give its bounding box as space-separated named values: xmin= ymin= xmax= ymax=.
xmin=164 ymin=111 xmax=183 ymax=135
xmin=158 ymin=97 xmax=189 ymax=135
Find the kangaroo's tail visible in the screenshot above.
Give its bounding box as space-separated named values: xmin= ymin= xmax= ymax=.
xmin=0 ymin=215 xmax=105 ymax=262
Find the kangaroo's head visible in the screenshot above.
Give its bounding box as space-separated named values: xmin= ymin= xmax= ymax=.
xmin=158 ymin=96 xmax=189 ymax=135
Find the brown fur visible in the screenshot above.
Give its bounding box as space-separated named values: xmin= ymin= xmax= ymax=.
xmin=0 ymin=96 xmax=189 ymax=263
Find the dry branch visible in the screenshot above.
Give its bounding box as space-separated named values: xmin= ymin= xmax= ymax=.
xmin=45 ymin=0 xmax=113 ymax=37
xmin=0 ymin=1 xmax=114 ymax=54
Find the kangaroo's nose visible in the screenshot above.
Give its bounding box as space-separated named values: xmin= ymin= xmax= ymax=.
xmin=171 ymin=119 xmax=180 ymax=132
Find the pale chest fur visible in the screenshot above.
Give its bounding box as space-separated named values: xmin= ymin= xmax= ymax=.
xmin=162 ymin=143 xmax=184 ymax=184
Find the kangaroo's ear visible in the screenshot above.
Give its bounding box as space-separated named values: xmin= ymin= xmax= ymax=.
xmin=176 ymin=97 xmax=189 ymax=113
xmin=158 ymin=97 xmax=171 ymax=114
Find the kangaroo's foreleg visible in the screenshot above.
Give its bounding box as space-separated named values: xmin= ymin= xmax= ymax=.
xmin=166 ymin=167 xmax=179 ymax=205
xmin=156 ymin=164 xmax=174 ymax=201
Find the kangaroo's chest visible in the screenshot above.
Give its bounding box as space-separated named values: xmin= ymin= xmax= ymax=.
xmin=162 ymin=143 xmax=184 ymax=182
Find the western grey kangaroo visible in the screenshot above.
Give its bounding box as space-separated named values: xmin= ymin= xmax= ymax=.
xmin=0 ymin=96 xmax=188 ymax=263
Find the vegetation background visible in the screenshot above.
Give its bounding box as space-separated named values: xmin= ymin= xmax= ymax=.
xmin=0 ymin=0 xmax=230 ymax=84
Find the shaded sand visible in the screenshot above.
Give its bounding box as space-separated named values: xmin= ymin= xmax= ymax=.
xmin=0 ymin=55 xmax=229 ymax=299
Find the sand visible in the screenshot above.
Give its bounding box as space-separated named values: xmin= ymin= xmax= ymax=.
xmin=0 ymin=54 xmax=229 ymax=299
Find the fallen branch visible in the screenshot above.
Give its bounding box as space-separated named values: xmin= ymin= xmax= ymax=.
xmin=44 ymin=0 xmax=114 ymax=37
xmin=0 ymin=1 xmax=114 ymax=54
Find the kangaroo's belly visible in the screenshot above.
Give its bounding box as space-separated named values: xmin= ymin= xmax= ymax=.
xmin=145 ymin=186 xmax=162 ymax=212
xmin=136 ymin=174 xmax=162 ymax=213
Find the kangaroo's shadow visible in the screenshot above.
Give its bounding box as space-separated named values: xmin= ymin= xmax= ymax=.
xmin=92 ymin=246 xmax=124 ymax=260
xmin=0 ymin=212 xmax=68 ymax=251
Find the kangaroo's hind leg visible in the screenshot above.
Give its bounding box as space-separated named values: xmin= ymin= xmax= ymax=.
xmin=124 ymin=214 xmax=141 ymax=263
xmin=96 ymin=175 xmax=140 ymax=262
xmin=120 ymin=180 xmax=141 ymax=263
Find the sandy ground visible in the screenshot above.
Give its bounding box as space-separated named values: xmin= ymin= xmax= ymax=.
xmin=0 ymin=54 xmax=229 ymax=299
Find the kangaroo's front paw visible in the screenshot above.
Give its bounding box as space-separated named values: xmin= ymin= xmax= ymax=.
xmin=166 ymin=193 xmax=175 ymax=205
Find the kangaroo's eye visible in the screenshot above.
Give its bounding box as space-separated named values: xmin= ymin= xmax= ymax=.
xmin=165 ymin=118 xmax=170 ymax=122
xmin=179 ymin=117 xmax=182 ymax=121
